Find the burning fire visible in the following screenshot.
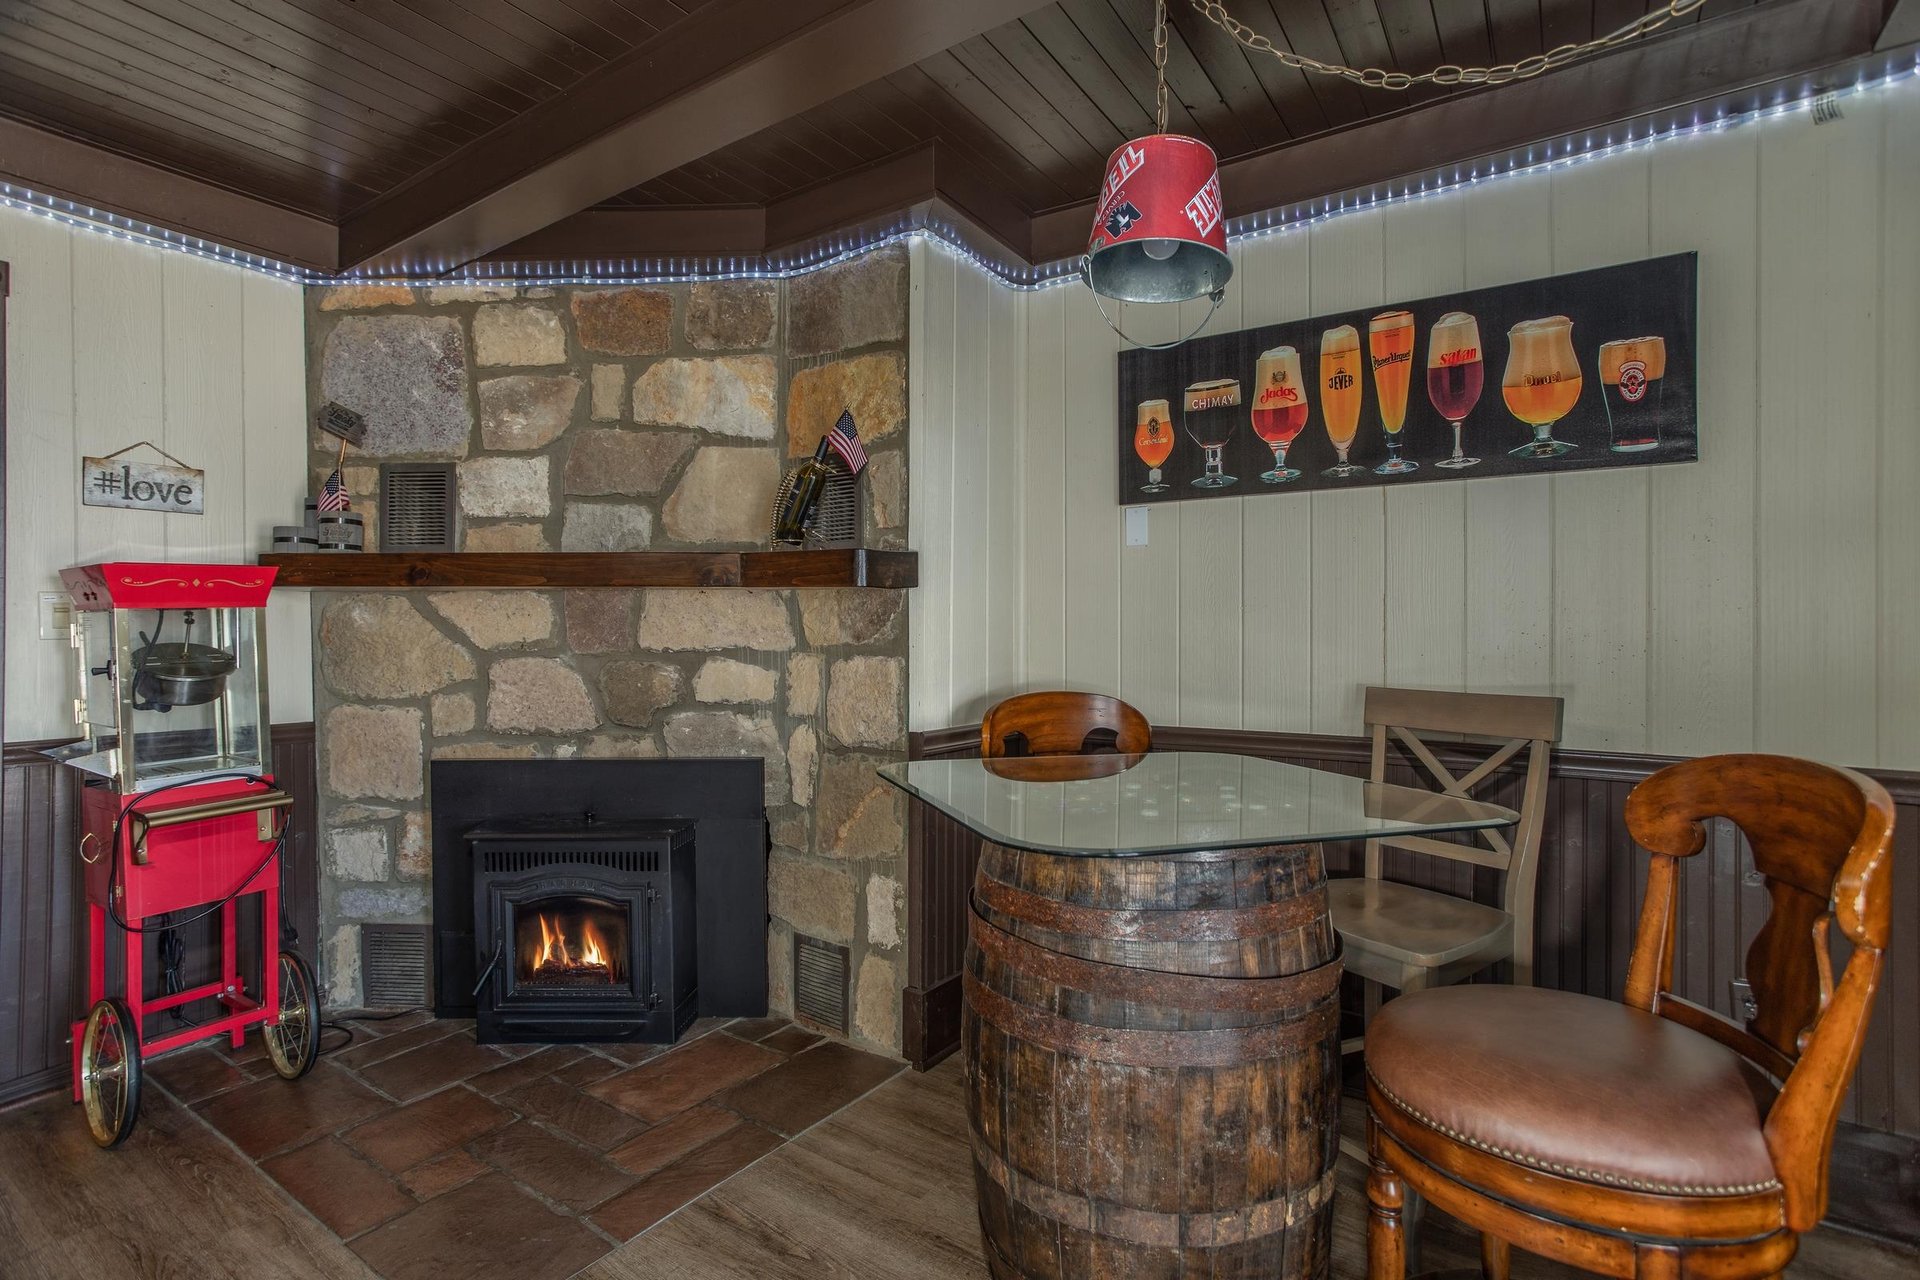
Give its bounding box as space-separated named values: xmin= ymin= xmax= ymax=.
xmin=525 ymin=911 xmax=614 ymax=980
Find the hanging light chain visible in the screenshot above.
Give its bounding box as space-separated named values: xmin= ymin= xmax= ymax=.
xmin=1187 ymin=0 xmax=1709 ymax=90
xmin=1154 ymin=0 xmax=1171 ymax=132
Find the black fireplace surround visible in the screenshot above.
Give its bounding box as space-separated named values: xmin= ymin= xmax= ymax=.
xmin=430 ymin=759 xmax=767 ymax=1038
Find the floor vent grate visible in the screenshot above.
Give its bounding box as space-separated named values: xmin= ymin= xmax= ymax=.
xmin=793 ymin=933 xmax=850 ymax=1034
xmin=361 ymin=924 xmax=432 ymax=1009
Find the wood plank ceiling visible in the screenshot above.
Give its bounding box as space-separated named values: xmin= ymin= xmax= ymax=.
xmin=0 ymin=0 xmax=1900 ymax=275
xmin=0 ymin=0 xmax=709 ymax=221
xmin=611 ymin=0 xmax=1743 ymax=217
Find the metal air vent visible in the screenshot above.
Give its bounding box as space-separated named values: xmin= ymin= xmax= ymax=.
xmin=793 ymin=933 xmax=850 ymax=1035
xmin=379 ymin=463 xmax=457 ymax=552
xmin=361 ymin=924 xmax=432 ymax=1008
xmin=812 ymin=473 xmax=859 ymax=546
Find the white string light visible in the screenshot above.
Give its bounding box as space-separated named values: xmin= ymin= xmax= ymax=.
xmin=3 ymin=57 xmax=1911 ymax=296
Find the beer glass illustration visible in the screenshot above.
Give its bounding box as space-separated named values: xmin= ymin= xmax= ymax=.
xmin=1183 ymin=377 xmax=1241 ymax=488
xmin=1597 ymin=337 xmax=1667 ymax=452
xmin=1250 ymin=346 xmax=1307 ymax=483
xmin=1369 ymin=310 xmax=1416 ymax=475
xmin=1427 ymin=312 xmax=1484 ymax=469
xmin=1134 ymin=398 xmax=1175 ymax=491
xmin=1319 ymin=325 xmax=1364 ymax=478
xmin=1502 ymin=316 xmax=1582 ymax=458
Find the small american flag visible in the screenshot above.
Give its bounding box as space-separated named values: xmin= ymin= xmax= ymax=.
xmin=824 ymin=409 xmax=867 ymax=476
xmin=317 ymin=468 xmax=350 ymax=512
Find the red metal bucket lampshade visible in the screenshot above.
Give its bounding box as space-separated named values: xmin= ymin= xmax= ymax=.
xmin=1083 ymin=133 xmax=1232 ymax=305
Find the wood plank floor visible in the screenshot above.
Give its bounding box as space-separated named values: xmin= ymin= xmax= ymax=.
xmin=0 ymin=1051 xmax=1913 ymax=1279
xmin=0 ymin=1082 xmax=374 ymax=1278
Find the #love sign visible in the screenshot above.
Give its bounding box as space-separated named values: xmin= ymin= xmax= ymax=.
xmin=82 ymin=444 xmax=205 ymax=515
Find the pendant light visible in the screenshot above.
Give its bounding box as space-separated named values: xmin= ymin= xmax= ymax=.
xmin=1081 ymin=0 xmax=1232 ymax=350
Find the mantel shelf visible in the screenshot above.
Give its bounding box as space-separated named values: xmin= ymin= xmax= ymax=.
xmin=258 ymin=549 xmax=916 ymax=590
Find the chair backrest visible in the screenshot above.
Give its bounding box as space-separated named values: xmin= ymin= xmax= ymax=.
xmin=980 ymin=692 xmax=1151 ymax=759
xmin=1623 ymin=753 xmax=1894 ymax=1230
xmin=1360 ymin=687 xmax=1563 ymax=920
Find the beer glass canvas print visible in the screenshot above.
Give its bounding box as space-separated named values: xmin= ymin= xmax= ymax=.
xmin=1117 ymin=253 xmax=1698 ymax=503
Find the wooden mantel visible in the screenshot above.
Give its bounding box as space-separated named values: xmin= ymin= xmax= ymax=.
xmin=259 ymin=549 xmax=916 ymax=590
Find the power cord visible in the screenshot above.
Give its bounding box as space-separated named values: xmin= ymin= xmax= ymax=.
xmin=317 ymin=1006 xmax=433 ymax=1058
xmin=101 ymin=773 xmax=288 ymax=1024
xmin=103 ymin=773 xmax=288 ymax=937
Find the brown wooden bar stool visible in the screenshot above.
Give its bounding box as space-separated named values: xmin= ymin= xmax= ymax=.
xmin=1363 ymin=753 xmax=1895 ymax=1280
xmin=979 ymin=691 xmax=1151 ymax=758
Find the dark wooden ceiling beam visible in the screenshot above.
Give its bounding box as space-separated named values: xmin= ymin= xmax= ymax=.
xmin=484 ymin=206 xmax=767 ymax=259
xmin=1879 ymin=0 xmax=1920 ymax=49
xmin=0 ymin=114 xmax=338 ymax=270
xmin=1030 ymin=0 xmax=1888 ymax=262
xmin=480 ymin=138 xmax=1034 ymax=265
xmin=337 ymin=0 xmax=1055 ymax=275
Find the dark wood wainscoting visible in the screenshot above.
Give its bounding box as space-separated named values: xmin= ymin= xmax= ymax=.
xmin=0 ymin=724 xmax=318 ymax=1108
xmin=903 ymin=726 xmax=1920 ymax=1138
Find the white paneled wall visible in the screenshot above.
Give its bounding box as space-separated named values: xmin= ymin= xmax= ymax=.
xmin=909 ymin=78 xmax=1920 ymax=771
xmin=1 ymin=204 xmax=312 ymax=740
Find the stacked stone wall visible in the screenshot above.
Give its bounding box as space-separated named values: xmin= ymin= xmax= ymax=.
xmin=303 ymin=248 xmax=911 ymax=1052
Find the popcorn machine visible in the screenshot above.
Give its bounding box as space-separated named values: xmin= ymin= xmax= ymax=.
xmin=53 ymin=562 xmax=319 ymax=1148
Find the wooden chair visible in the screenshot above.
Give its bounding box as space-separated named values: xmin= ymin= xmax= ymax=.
xmin=1364 ymin=753 xmax=1896 ymax=1280
xmin=979 ymin=691 xmax=1150 ymax=759
xmin=1331 ymin=686 xmax=1562 ymax=1003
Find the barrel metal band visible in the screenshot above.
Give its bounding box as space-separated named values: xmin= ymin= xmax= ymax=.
xmin=964 ymin=970 xmax=1337 ymax=1067
xmin=973 ymin=874 xmax=1328 ymax=942
xmin=967 ymin=908 xmax=1341 ymax=1012
xmin=972 ymin=1125 xmax=1339 ymax=1248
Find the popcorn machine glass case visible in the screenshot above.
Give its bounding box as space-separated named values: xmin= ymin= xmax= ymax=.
xmin=59 ymin=562 xmax=274 ymax=792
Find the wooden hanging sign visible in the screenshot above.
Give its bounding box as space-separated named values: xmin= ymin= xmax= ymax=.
xmin=81 ymin=443 xmax=204 ymax=514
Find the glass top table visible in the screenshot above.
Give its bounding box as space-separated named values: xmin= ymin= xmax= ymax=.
xmin=878 ymin=751 xmax=1516 ymax=857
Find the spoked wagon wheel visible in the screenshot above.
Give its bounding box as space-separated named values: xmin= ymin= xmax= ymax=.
xmin=79 ymin=998 xmax=142 ymax=1149
xmin=262 ymin=951 xmax=320 ymax=1080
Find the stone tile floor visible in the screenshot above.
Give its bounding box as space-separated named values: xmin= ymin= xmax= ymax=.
xmin=145 ymin=1012 xmax=901 ymax=1280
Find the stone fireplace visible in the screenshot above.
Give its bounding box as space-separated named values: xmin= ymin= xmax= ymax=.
xmin=302 ymin=248 xmax=912 ymax=1052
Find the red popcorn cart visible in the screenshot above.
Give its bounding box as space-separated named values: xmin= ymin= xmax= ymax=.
xmin=52 ymin=563 xmax=318 ymax=1147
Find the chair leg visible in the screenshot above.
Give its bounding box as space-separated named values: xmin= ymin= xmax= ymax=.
xmin=1480 ymin=1233 xmax=1510 ymax=1280
xmin=1366 ymin=1150 xmax=1407 ymax=1280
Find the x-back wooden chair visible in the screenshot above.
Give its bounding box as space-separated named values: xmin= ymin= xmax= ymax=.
xmin=1331 ymin=687 xmax=1563 ymax=1001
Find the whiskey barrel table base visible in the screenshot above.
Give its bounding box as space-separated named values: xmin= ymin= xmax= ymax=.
xmin=963 ymin=838 xmax=1343 ymax=1280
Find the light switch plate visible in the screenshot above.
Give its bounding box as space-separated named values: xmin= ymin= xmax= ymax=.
xmin=38 ymin=592 xmax=72 ymax=641
xmin=1124 ymin=506 xmax=1150 ymax=547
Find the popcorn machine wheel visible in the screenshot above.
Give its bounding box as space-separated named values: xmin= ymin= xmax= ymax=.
xmin=53 ymin=563 xmax=320 ymax=1148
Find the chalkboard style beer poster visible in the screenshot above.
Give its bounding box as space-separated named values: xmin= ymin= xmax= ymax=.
xmin=1117 ymin=253 xmax=1698 ymax=504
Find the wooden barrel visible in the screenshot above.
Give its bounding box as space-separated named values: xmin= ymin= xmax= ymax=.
xmin=963 ymin=839 xmax=1342 ymax=1280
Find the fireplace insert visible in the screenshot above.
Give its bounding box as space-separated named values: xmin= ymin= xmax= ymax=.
xmin=469 ymin=819 xmax=695 ymax=1045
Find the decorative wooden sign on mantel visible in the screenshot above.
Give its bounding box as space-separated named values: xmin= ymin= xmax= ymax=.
xmin=81 ymin=443 xmax=204 ymax=514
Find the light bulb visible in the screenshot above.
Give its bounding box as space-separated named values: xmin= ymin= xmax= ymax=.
xmin=1141 ymin=239 xmax=1179 ymax=261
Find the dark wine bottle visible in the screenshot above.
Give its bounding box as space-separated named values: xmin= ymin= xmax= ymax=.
xmin=772 ymin=435 xmax=835 ymax=545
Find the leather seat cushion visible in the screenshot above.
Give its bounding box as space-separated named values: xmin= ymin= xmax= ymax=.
xmin=1367 ymin=985 xmax=1780 ymax=1197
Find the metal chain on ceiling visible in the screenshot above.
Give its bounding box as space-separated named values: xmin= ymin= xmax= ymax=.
xmin=1186 ymin=0 xmax=1711 ymax=90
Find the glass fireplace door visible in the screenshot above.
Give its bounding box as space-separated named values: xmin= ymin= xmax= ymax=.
xmin=512 ymin=896 xmax=631 ymax=990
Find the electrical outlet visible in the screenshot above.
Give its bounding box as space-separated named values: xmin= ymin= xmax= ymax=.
xmin=1730 ymin=977 xmax=1758 ymax=1022
xmin=38 ymin=592 xmax=72 ymax=641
